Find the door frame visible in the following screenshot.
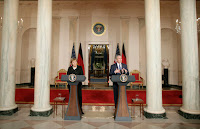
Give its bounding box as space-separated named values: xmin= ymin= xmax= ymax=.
xmin=85 ymin=41 xmax=113 ymax=86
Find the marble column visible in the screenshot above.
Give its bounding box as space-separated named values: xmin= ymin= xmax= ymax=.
xmin=0 ymin=0 xmax=19 ymax=115
xmin=144 ymin=0 xmax=166 ymax=118
xmin=178 ymin=0 xmax=200 ymax=119
xmin=30 ymin=0 xmax=53 ymax=116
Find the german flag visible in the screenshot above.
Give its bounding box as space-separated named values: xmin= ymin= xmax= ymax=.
xmin=77 ymin=43 xmax=85 ymax=75
xmin=122 ymin=43 xmax=127 ymax=64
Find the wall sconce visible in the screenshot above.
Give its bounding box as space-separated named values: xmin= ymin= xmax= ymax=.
xmin=0 ymin=17 xmax=23 ymax=32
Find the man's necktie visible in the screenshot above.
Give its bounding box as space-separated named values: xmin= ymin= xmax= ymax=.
xmin=119 ymin=64 xmax=122 ymax=70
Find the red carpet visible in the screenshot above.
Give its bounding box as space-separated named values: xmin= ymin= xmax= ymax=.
xmin=15 ymin=88 xmax=182 ymax=106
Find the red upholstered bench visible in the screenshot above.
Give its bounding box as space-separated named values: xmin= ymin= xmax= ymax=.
xmin=130 ymin=70 xmax=144 ymax=89
xmin=54 ymin=69 xmax=68 ymax=88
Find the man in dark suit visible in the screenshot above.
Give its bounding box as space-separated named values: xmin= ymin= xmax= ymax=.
xmin=67 ymin=58 xmax=84 ymax=114
xmin=109 ymin=55 xmax=129 ymax=108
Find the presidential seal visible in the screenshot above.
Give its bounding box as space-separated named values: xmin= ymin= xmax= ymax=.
xmin=92 ymin=22 xmax=106 ymax=36
xmin=69 ymin=74 xmax=76 ymax=82
xmin=120 ymin=74 xmax=128 ymax=82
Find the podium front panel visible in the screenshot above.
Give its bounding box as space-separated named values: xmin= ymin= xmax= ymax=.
xmin=111 ymin=75 xmax=134 ymax=121
xmin=60 ymin=75 xmax=86 ymax=120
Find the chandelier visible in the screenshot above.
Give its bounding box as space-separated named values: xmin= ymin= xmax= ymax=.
xmin=175 ymin=18 xmax=200 ymax=34
xmin=93 ymin=45 xmax=105 ymax=54
xmin=0 ymin=17 xmax=23 ymax=31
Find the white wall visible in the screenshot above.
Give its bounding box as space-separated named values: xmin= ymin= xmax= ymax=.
xmin=50 ymin=18 xmax=60 ymax=84
xmin=139 ymin=18 xmax=147 ymax=85
xmin=161 ymin=28 xmax=180 ymax=85
xmin=198 ymin=33 xmax=200 ymax=82
xmin=20 ymin=28 xmax=36 ymax=83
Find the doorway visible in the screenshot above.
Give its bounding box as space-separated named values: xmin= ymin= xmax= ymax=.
xmin=88 ymin=44 xmax=109 ymax=87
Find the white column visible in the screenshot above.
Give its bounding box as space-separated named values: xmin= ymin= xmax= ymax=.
xmin=30 ymin=0 xmax=53 ymax=116
xmin=0 ymin=0 xmax=19 ymax=115
xmin=144 ymin=0 xmax=165 ymax=118
xmin=179 ymin=0 xmax=200 ymax=118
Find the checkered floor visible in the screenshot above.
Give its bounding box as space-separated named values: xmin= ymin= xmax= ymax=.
xmin=0 ymin=105 xmax=199 ymax=129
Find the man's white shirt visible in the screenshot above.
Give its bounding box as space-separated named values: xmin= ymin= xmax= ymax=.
xmin=117 ymin=63 xmax=122 ymax=69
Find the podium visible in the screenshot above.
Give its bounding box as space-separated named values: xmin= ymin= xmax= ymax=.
xmin=111 ymin=75 xmax=135 ymax=121
xmin=61 ymin=75 xmax=86 ymax=120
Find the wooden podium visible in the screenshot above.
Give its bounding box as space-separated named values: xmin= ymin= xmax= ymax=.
xmin=61 ymin=75 xmax=86 ymax=120
xmin=111 ymin=75 xmax=135 ymax=121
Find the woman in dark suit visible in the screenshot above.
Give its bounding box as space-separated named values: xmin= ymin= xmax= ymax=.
xmin=67 ymin=58 xmax=84 ymax=114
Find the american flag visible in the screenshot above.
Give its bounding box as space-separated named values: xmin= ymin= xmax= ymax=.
xmin=114 ymin=43 xmax=120 ymax=63
xmin=71 ymin=43 xmax=76 ymax=58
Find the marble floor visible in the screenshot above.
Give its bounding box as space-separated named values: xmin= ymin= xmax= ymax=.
xmin=0 ymin=104 xmax=199 ymax=129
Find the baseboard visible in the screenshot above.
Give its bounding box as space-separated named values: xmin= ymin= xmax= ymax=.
xmin=16 ymin=83 xmax=32 ymax=86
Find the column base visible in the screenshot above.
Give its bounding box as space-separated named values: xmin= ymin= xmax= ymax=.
xmin=0 ymin=107 xmax=18 ymax=116
xmin=30 ymin=108 xmax=53 ymax=117
xmin=144 ymin=110 xmax=167 ymax=119
xmin=178 ymin=110 xmax=200 ymax=119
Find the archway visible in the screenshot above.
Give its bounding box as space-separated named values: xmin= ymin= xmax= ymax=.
xmin=20 ymin=28 xmax=36 ymax=83
xmin=161 ymin=28 xmax=181 ymax=85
